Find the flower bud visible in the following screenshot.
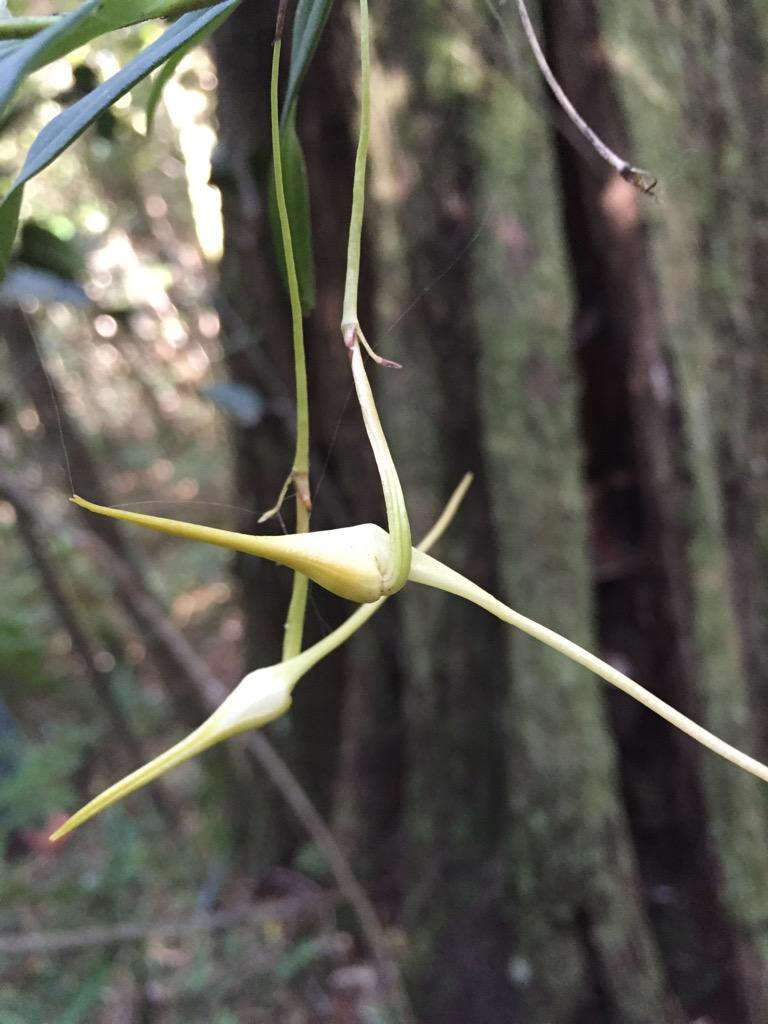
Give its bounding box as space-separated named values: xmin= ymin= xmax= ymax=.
xmin=72 ymin=497 xmax=394 ymax=603
xmin=50 ymin=662 xmax=296 ymax=842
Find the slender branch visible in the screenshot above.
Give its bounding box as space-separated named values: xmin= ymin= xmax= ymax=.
xmin=0 ymin=0 xmax=220 ymax=40
xmin=244 ymin=734 xmax=415 ymax=1024
xmin=0 ymin=471 xmax=175 ymax=827
xmin=513 ymin=0 xmax=656 ymax=193
xmin=0 ymin=895 xmax=332 ymax=955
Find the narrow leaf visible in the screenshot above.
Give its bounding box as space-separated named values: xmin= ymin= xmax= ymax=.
xmin=0 ymin=0 xmax=239 ymax=280
xmin=0 ymin=186 xmax=21 ymax=275
xmin=0 ymin=0 xmax=100 ymax=116
xmin=281 ymin=0 xmax=333 ymax=125
xmin=0 ymin=0 xmax=232 ymax=118
xmin=144 ymin=50 xmax=185 ymax=135
xmin=145 ymin=4 xmax=231 ymax=134
xmin=268 ymin=116 xmax=316 ymax=315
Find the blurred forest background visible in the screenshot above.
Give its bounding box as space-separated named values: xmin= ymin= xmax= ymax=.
xmin=2 ymin=0 xmax=768 ymax=1022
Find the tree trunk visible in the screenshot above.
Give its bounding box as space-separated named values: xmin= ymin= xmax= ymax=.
xmin=472 ymin=15 xmax=678 ymax=1024
xmin=375 ymin=74 xmax=513 ymax=1023
xmin=540 ymin=0 xmax=768 ymax=1019
xmin=372 ymin=3 xmax=673 ymax=1020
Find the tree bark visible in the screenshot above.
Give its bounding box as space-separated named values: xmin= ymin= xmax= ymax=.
xmin=466 ymin=13 xmax=677 ymax=1022
xmin=540 ymin=1 xmax=768 ymax=1019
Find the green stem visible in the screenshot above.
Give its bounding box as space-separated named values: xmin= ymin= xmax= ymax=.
xmin=282 ymin=501 xmax=310 ymax=660
xmin=271 ymin=34 xmax=311 ymax=658
xmin=341 ymin=0 xmax=371 ymax=329
xmin=408 ymin=549 xmax=768 ymax=785
xmin=341 ymin=0 xmax=412 ymax=594
xmin=349 ymin=344 xmax=411 ymax=593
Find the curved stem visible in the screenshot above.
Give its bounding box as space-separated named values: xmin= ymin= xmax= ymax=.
xmin=341 ymin=0 xmax=371 ymax=330
xmin=510 ymin=0 xmax=656 ymax=193
xmin=341 ymin=0 xmax=412 ymax=593
xmin=348 ymin=343 xmax=411 ymax=593
xmin=409 ymin=549 xmax=768 ymax=784
xmin=271 ymin=31 xmax=311 ymax=657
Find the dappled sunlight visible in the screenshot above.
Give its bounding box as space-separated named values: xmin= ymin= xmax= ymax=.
xmin=162 ymin=53 xmax=222 ymax=261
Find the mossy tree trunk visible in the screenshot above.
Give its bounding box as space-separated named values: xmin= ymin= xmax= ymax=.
xmin=373 ymin=14 xmax=512 ymax=1015
xmin=473 ymin=18 xmax=678 ymax=1024
xmin=212 ymin=1 xmax=768 ymax=1019
xmin=374 ymin=3 xmax=674 ymax=1020
xmin=540 ymin=0 xmax=768 ymax=1019
xmin=669 ymin=0 xmax=768 ymax=761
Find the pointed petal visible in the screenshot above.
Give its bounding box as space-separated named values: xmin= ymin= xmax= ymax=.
xmin=51 ymin=665 xmax=295 ymax=841
xmin=72 ymin=496 xmax=392 ymax=603
xmin=50 ymin=720 xmax=218 ymax=841
xmin=409 ymin=548 xmax=768 ymax=785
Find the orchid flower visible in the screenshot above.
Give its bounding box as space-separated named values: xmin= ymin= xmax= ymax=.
xmin=50 ymin=476 xmax=471 ymax=841
xmin=53 ymin=486 xmax=768 ymax=839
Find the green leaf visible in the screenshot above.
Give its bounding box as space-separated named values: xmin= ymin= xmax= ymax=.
xmin=0 ymin=1 xmax=239 ymax=281
xmin=266 ymin=0 xmax=332 ymax=311
xmin=0 ymin=187 xmax=22 ymax=277
xmin=0 ymin=0 xmax=100 ymax=116
xmin=0 ymin=0 xmax=232 ymax=119
xmin=144 ymin=48 xmax=186 ymax=134
xmin=268 ymin=115 xmax=316 ymax=315
xmin=145 ymin=3 xmax=232 ymax=134
xmin=282 ymin=0 xmax=333 ymax=125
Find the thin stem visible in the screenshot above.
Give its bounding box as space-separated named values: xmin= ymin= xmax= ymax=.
xmin=348 ymin=342 xmax=411 ymax=593
xmin=341 ymin=0 xmax=371 ymax=329
xmin=417 ymin=472 xmax=473 ymax=552
xmin=341 ymin=0 xmax=412 ymax=594
xmin=408 ymin=550 xmax=768 ymax=785
xmin=270 ymin=29 xmax=311 ymax=658
xmin=513 ymin=0 xmax=656 ymax=194
xmin=282 ymin=500 xmax=310 ymax=660
xmin=270 ymin=35 xmax=309 ymax=481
